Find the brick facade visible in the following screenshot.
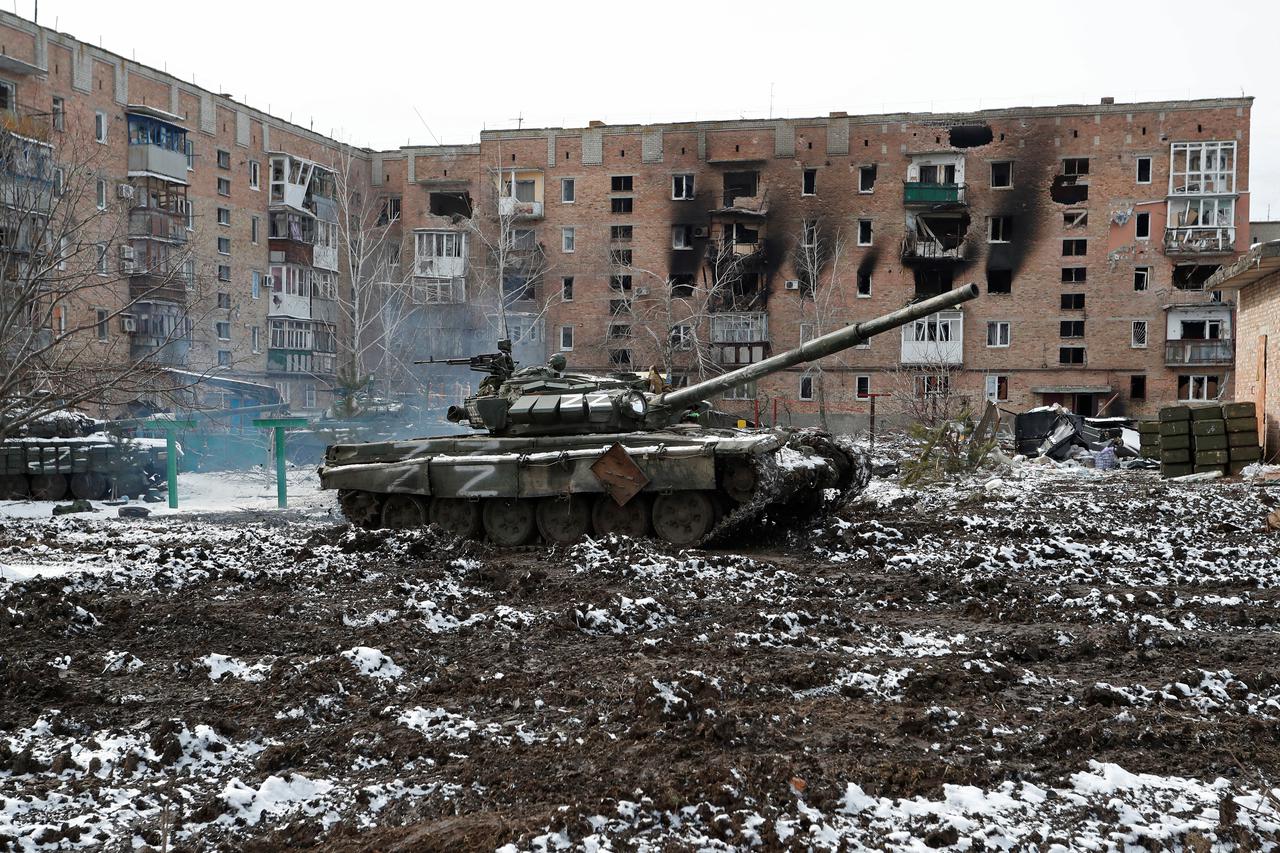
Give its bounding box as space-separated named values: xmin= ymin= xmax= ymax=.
xmin=0 ymin=9 xmax=1252 ymax=428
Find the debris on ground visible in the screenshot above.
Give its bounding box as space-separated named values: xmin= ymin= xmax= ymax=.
xmin=3 ymin=451 xmax=1280 ymax=848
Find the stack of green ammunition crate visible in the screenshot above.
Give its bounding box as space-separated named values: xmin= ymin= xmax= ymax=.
xmin=1158 ymin=406 xmax=1193 ymax=477
xmin=1137 ymin=421 xmax=1161 ymax=460
xmin=1189 ymin=405 xmax=1229 ymax=475
xmin=1223 ymin=401 xmax=1262 ymax=474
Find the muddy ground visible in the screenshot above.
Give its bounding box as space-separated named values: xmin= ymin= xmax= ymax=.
xmin=3 ymin=460 xmax=1280 ymax=850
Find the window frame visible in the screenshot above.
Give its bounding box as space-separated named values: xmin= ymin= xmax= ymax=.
xmin=990 ymin=161 xmax=1013 ymax=189
xmin=248 ymin=160 xmax=261 ymax=190
xmin=1136 ymin=156 xmax=1152 ymax=184
xmin=799 ymin=373 xmax=814 ymax=401
xmin=216 ymin=148 xmax=231 ymax=170
xmin=858 ymin=165 xmax=877 ymax=194
xmin=801 ymin=168 xmax=817 ymax=196
xmin=1134 ymin=267 xmax=1150 ymax=291
xmin=672 ymin=174 xmax=695 ymax=200
xmin=561 ymin=226 xmax=575 ymax=253
xmin=856 ymin=219 xmax=873 ymax=246
xmin=986 ymin=320 xmax=1011 ymax=348
xmin=1131 ymin=320 xmax=1148 ymax=349
xmin=561 ymin=177 xmax=575 ymax=204
xmin=94 ymin=111 xmax=107 ymax=144
xmin=561 ymin=276 xmax=574 ymax=302
xmin=559 ymin=324 xmax=574 ymax=351
xmin=988 ymin=215 xmax=1013 ymax=243
xmin=1135 ymin=211 xmax=1151 ymax=240
xmin=855 ymin=375 xmax=871 ymax=400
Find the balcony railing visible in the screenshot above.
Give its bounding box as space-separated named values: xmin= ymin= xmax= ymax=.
xmin=1164 ymin=227 xmax=1236 ymax=255
xmin=902 ymin=234 xmax=966 ymax=261
xmin=903 ymin=182 xmax=966 ymax=205
xmin=1165 ymin=338 xmax=1234 ymax=366
xmin=129 ymin=209 xmax=187 ymax=243
xmin=498 ymin=196 xmax=543 ymax=219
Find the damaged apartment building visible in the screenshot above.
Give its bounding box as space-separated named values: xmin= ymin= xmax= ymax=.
xmin=0 ymin=8 xmax=1251 ymax=424
xmin=392 ymin=98 xmax=1249 ymax=424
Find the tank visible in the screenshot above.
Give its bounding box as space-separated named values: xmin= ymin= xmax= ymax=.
xmin=0 ymin=411 xmax=168 ymax=501
xmin=320 ymin=283 xmax=980 ymax=546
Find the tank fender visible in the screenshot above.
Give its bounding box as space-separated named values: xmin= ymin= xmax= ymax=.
xmin=318 ymin=460 xmax=431 ymax=495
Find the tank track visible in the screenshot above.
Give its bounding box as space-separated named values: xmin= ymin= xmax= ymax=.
xmin=698 ymin=429 xmax=870 ymax=547
xmin=335 ymin=430 xmax=870 ymax=548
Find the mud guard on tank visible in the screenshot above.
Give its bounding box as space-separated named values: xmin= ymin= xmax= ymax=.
xmin=590 ymin=443 xmax=650 ymax=506
xmin=319 ymin=460 xmax=431 ymax=495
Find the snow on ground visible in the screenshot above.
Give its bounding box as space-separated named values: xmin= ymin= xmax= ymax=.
xmin=3 ymin=445 xmax=1280 ymax=849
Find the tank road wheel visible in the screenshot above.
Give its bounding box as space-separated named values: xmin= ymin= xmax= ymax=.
xmin=29 ymin=473 xmax=68 ymax=501
xmin=70 ymin=472 xmax=109 ymax=501
xmin=722 ymin=461 xmax=757 ymax=504
xmin=591 ymin=494 xmax=651 ymax=539
xmin=381 ymin=494 xmax=428 ymax=529
xmin=111 ymin=471 xmax=147 ymax=499
xmin=535 ymin=495 xmax=593 ymax=545
xmin=429 ymin=498 xmax=482 ymax=539
xmin=482 ymin=498 xmax=536 ymax=547
xmin=0 ymin=474 xmax=29 ymax=499
xmin=339 ymin=489 xmax=382 ymax=529
xmin=651 ymin=491 xmax=715 ymax=546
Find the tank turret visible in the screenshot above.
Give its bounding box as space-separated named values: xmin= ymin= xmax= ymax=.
xmin=320 ymin=284 xmax=979 ymax=547
xmin=449 ymin=283 xmax=979 ymax=436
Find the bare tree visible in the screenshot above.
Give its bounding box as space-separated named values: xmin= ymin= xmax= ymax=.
xmin=0 ymin=108 xmax=209 ymax=438
xmin=330 ymin=147 xmax=418 ymax=412
xmin=792 ymin=216 xmax=853 ymax=429
xmin=462 ymin=156 xmax=562 ymax=367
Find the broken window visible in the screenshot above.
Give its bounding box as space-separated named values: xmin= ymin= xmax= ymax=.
xmin=610 ymin=248 xmax=633 ymax=266
xmin=609 ymin=300 xmax=632 ymax=317
xmin=1169 ymin=141 xmax=1235 ymax=195
xmin=1130 ymin=375 xmax=1147 ymax=400
xmin=1060 ymin=320 xmax=1085 ymax=338
xmin=611 ymin=175 xmax=633 ymax=192
xmin=988 ymin=216 xmax=1013 ymax=243
xmin=857 ymin=219 xmax=873 ymax=246
xmin=802 ymin=219 xmax=818 ymax=248
xmin=1136 ymin=212 xmax=1151 ymax=240
xmin=670 ymin=273 xmax=695 ymax=298
xmin=611 ymin=197 xmax=633 ymax=214
xmin=1131 ymin=320 xmax=1148 ymax=348
xmin=723 ymin=380 xmax=756 ymax=400
xmin=609 ymin=349 xmax=632 ymax=368
xmin=1136 ymin=156 xmax=1152 ymax=184
xmin=560 ymin=325 xmax=574 ymax=350
xmin=561 ymin=178 xmax=575 ymax=203
xmin=986 ymin=321 xmax=1010 ymax=347
xmin=672 ymin=225 xmax=693 ymax=249
xmin=856 ymin=375 xmax=871 ymax=400
xmin=1064 ymin=209 xmax=1088 ymax=228
xmin=562 ymin=276 xmax=574 ymax=301
xmin=859 ymin=165 xmax=877 ymax=193
xmin=723 ymin=171 xmax=759 ymax=205
xmin=991 ymin=161 xmax=1013 ymax=189
xmin=1059 ymin=346 xmax=1086 ymax=365
xmin=669 ymin=325 xmax=695 ymax=351
xmin=915 ymin=374 xmax=950 ymax=398
xmin=712 ymin=312 xmax=769 ymax=343
xmin=378 ymin=196 xmax=401 ymax=225
xmin=1062 ymin=238 xmax=1086 ymax=256
xmin=949 ymin=125 xmax=993 ymax=148
xmin=1179 ymin=320 xmax=1223 ymax=341
xmin=799 ymin=374 xmax=814 ymax=401
xmin=512 ymin=228 xmax=537 ymax=250
xmin=1061 ymin=293 xmax=1085 ymax=310
xmin=610 ymin=274 xmax=632 ymax=291
xmin=857 ymin=269 xmax=872 ymax=297
xmin=987 ymin=269 xmax=1012 ymax=294
xmin=802 ymin=168 xmax=817 ymax=196
xmin=672 ymin=174 xmax=694 ymax=200
xmin=1172 ymin=264 xmax=1221 ymax=290
xmin=917 ymin=163 xmax=957 ymax=185
xmin=1062 ymin=158 xmax=1090 ymax=176
xmin=1050 ymin=175 xmax=1089 ymax=204
xmin=429 ymin=192 xmax=472 ymax=218
xmin=1061 ymin=267 xmax=1086 ymax=283
xmin=1134 ymin=267 xmax=1150 ymax=291
xmin=985 ymin=375 xmax=1009 ymax=403
xmin=914 ymin=268 xmax=954 ymax=299
xmin=502 ymin=273 xmax=534 ymax=302
xmin=1178 ymin=374 xmax=1219 ymax=401
xmin=610 ymin=225 xmax=632 ymax=241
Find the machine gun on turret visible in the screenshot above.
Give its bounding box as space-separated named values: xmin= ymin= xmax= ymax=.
xmin=416 ymin=339 xmax=517 ymax=393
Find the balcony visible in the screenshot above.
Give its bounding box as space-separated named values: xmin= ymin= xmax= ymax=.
xmin=268 ymin=349 xmax=334 ymax=375
xmin=129 ymin=276 xmax=189 ymax=306
xmin=902 ymin=234 xmax=966 ymax=262
xmin=497 ymin=196 xmax=544 ymax=219
xmin=900 ymin=311 xmax=963 ymax=365
xmin=313 ymin=244 xmax=339 ymax=272
xmin=903 ymin=182 xmax=966 ymax=206
xmin=129 ymin=209 xmax=187 ymax=244
xmin=1164 ymin=227 xmax=1236 ymax=256
xmin=127 ymin=143 xmax=188 ymax=185
xmin=1165 ymin=338 xmax=1234 ymax=366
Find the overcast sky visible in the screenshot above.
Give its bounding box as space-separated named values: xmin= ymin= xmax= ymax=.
xmin=29 ymin=0 xmax=1280 ymax=220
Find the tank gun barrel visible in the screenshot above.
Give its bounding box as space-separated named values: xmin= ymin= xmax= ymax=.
xmin=656 ymin=283 xmax=979 ymax=412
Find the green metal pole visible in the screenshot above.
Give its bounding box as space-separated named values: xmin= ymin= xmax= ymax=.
xmin=274 ymin=426 xmax=287 ymax=508
xmin=166 ymin=427 xmax=179 ymax=509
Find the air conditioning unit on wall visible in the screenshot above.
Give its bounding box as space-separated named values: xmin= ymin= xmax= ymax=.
xmin=692 ymin=226 xmax=709 ymax=239
xmin=784 ymin=279 xmax=801 ymax=290
xmin=117 ymin=183 xmax=135 ymax=199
